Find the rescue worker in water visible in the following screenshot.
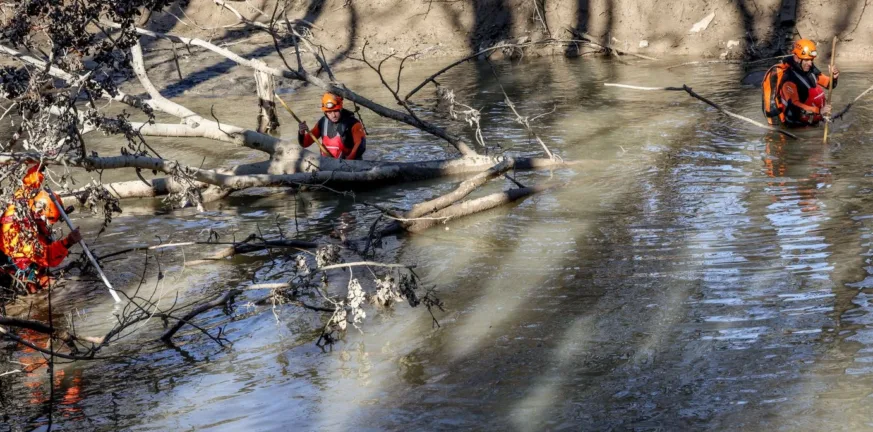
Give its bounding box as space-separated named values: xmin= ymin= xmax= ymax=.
xmin=762 ymin=39 xmax=840 ymax=127
xmin=298 ymin=93 xmax=367 ymax=160
xmin=0 ymin=165 xmax=81 ymax=293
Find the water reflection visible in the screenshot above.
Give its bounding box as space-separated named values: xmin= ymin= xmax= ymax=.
xmin=6 ymin=59 xmax=873 ymax=430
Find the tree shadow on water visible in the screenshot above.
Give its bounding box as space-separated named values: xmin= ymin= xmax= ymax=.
xmin=469 ymin=0 xmax=514 ymax=52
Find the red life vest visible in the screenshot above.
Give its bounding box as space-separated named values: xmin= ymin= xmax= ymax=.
xmin=316 ymin=111 xmax=365 ymax=159
xmin=799 ymin=85 xmax=825 ymax=124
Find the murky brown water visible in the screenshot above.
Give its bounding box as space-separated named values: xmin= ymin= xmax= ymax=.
xmin=4 ymin=56 xmax=873 ymax=431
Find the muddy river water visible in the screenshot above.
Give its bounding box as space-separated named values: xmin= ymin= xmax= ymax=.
xmin=4 ymin=56 xmax=873 ymax=431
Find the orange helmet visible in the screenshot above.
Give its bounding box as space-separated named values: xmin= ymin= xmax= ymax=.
xmin=29 ymin=190 xmax=62 ymax=224
xmin=792 ymin=39 xmax=817 ymax=60
xmin=321 ymin=93 xmax=343 ymax=112
xmin=22 ymin=164 xmax=44 ymax=190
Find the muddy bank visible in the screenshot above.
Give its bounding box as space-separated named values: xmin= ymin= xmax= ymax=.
xmin=129 ymin=0 xmax=873 ymax=97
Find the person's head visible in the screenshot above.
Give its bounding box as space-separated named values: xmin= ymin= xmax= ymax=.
xmin=22 ymin=164 xmax=44 ymax=191
xmin=792 ymin=39 xmax=817 ymax=72
xmin=321 ymin=92 xmax=343 ymax=123
xmin=29 ymin=190 xmax=62 ymax=226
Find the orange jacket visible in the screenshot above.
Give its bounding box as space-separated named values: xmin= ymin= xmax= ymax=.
xmin=0 ymin=202 xmax=72 ymax=270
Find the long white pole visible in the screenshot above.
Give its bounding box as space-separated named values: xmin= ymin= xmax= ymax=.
xmin=46 ymin=189 xmax=122 ymax=303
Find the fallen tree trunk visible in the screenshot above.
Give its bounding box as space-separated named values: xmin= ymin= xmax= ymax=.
xmin=405 ymin=157 xmax=515 ymax=219
xmin=372 ymin=183 xmax=559 ymax=240
xmin=404 ymin=184 xmax=557 ymax=233
xmin=2 ymin=153 xmax=577 ymax=202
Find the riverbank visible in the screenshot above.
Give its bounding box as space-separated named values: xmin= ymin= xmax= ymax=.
xmin=130 ymin=0 xmax=873 ymax=97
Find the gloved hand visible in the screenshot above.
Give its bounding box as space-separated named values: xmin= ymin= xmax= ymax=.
xmin=64 ymin=228 xmax=82 ymax=247
xmin=822 ymin=104 xmax=832 ymax=117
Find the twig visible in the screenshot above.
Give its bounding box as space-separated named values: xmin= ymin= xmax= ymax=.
xmin=405 ymin=39 xmax=598 ymax=101
xmin=487 ymin=62 xmax=556 ymax=159
xmin=664 ymin=56 xmax=786 ymax=70
xmin=160 ymin=289 xmax=242 ymax=341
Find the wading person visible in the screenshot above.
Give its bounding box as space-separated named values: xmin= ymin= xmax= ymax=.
xmin=298 ymin=93 xmax=367 ymax=160
xmin=0 ymin=185 xmax=81 ymax=293
xmin=762 ymin=39 xmax=840 ymax=127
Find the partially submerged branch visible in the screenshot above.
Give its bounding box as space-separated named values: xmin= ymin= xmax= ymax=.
xmin=605 ymin=83 xmax=798 ymax=139
xmin=404 ymin=184 xmax=557 ymax=233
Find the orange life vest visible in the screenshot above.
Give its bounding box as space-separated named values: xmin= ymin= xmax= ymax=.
xmin=762 ymin=63 xmax=789 ymax=125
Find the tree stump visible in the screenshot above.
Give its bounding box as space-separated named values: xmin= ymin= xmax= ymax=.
xmin=254 ymin=63 xmax=280 ymax=136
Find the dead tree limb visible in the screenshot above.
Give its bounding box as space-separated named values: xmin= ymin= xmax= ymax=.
xmin=129 ymin=42 xmax=283 ymax=154
xmin=404 ymin=184 xmax=557 ymax=233
xmin=405 ymin=157 xmax=514 ymax=219
xmin=160 ymin=289 xmax=242 ymax=341
xmin=604 ymin=83 xmax=798 ymax=139
xmin=681 ymin=85 xmax=798 ymax=139
xmin=834 ymin=83 xmax=873 ymax=120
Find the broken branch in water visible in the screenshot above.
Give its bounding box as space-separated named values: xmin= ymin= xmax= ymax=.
xmin=160 ymin=289 xmax=241 ymax=342
xmin=604 ymin=83 xmax=798 ymax=139
xmin=833 ymin=83 xmax=873 ymax=120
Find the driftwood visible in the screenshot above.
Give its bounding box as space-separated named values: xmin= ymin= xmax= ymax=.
xmin=405 ymin=157 xmax=515 ymax=219
xmin=404 ymin=184 xmax=557 ymax=233
xmin=0 ymin=153 xmax=576 ymax=203
xmin=604 ymin=83 xmax=798 ymax=139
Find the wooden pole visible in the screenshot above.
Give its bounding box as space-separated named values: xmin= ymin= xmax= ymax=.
xmin=273 ymin=92 xmax=334 ymax=157
xmin=823 ymin=36 xmax=837 ymax=144
xmin=46 ymin=189 xmax=122 ymax=303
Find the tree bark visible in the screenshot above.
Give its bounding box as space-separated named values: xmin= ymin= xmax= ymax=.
xmin=404 ymin=184 xmax=556 ymax=233
xmin=405 ymin=157 xmax=514 ymax=219
xmin=254 ymin=64 xmax=280 ymax=135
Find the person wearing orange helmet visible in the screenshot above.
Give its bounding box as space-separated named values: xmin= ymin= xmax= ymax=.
xmin=0 ymin=188 xmax=81 ymax=292
xmin=762 ymin=39 xmax=840 ymax=127
xmin=298 ymin=92 xmax=367 ymax=159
